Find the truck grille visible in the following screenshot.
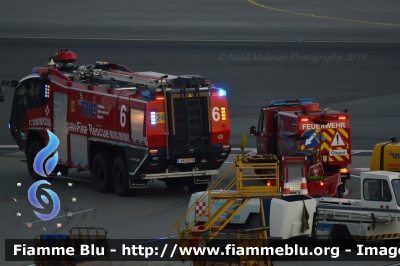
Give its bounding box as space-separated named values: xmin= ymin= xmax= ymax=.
xmin=171 ymin=96 xmax=210 ymax=155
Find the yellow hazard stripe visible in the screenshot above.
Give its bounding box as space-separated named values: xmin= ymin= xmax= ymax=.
xmin=352 ymin=233 xmax=400 ymax=240
xmin=322 ymin=131 xmax=332 ymax=142
xmin=338 ymin=128 xmax=348 ymax=139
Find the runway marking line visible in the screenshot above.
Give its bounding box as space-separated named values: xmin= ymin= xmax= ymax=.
xmin=0 ymin=35 xmax=400 ymax=43
xmin=22 ymin=208 xmax=95 ymax=224
xmin=248 ymin=0 xmax=400 ymax=27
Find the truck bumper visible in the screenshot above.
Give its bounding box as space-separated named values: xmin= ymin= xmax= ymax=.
xmin=138 ymin=169 xmax=219 ymax=180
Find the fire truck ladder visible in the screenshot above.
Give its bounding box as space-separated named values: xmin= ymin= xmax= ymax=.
xmin=181 ymin=78 xmax=207 ymax=153
xmin=167 ymin=154 xmax=280 ymax=266
xmin=101 ymin=69 xmax=173 ymax=91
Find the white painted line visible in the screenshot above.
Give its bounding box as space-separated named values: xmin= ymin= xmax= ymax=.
xmin=57 ymin=176 xmax=93 ymax=184
xmin=352 ymin=151 xmax=373 ymax=155
xmin=23 ymin=208 xmax=95 ymax=224
xmin=0 ymin=145 xmax=18 ymax=148
xmin=230 ymin=148 xmax=372 ymax=154
xmin=354 ymin=168 xmax=370 ymax=171
xmin=350 ymin=174 xmax=360 ymax=179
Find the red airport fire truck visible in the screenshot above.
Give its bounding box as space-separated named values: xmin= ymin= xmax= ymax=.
xmin=2 ymin=49 xmax=231 ymax=196
xmin=250 ymin=99 xmax=351 ymax=187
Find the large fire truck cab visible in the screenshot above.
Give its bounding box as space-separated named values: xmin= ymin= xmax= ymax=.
xmin=3 ymin=49 xmax=231 ymax=196
xmin=250 ymin=98 xmax=351 ymax=182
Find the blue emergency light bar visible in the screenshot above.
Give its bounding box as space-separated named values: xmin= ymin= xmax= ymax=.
xmin=218 ymin=89 xmax=227 ymax=97
xmin=271 ymin=98 xmax=313 ymax=105
xmin=150 ymin=111 xmax=156 ymax=125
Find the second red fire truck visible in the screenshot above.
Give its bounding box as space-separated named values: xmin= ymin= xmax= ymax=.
xmin=2 ymin=49 xmax=231 ymax=196
xmin=250 ymin=99 xmax=351 ymax=187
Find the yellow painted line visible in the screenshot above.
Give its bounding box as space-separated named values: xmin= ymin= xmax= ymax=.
xmin=248 ymin=0 xmax=400 ymax=27
xmin=0 ymin=35 xmax=400 ymax=43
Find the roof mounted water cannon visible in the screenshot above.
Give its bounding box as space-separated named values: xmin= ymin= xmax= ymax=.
xmin=52 ymin=48 xmax=77 ymax=65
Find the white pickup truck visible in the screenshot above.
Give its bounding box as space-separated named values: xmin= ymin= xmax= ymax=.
xmin=316 ymin=170 xmax=400 ymax=244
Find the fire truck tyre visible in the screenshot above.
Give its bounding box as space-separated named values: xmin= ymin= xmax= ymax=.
xmin=113 ymin=156 xmax=134 ymax=197
xmin=382 ymin=239 xmax=400 ymax=246
xmin=26 ymin=141 xmax=53 ymax=181
xmin=186 ymin=177 xmax=209 ymax=193
xmin=92 ymin=152 xmax=113 ymax=193
xmin=165 ymin=178 xmax=186 ymax=189
xmin=336 ymin=185 xmax=345 ymax=198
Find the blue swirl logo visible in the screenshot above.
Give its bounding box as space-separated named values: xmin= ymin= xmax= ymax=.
xmin=28 ymin=129 xmax=61 ymax=221
xmin=33 ymin=130 xmax=59 ymax=177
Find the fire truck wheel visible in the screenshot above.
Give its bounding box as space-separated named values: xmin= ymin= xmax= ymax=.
xmin=186 ymin=177 xmax=209 ymax=193
xmin=92 ymin=152 xmax=113 ymax=193
xmin=336 ymin=185 xmax=344 ymax=198
xmin=26 ymin=141 xmax=53 ymax=181
xmin=165 ymin=178 xmax=186 ymax=189
xmin=113 ymin=156 xmax=134 ymax=197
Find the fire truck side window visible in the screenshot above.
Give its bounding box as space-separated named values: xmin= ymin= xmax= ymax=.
xmin=273 ymin=112 xmax=278 ymax=129
xmin=12 ymin=78 xmax=43 ymax=131
xmin=391 ymin=179 xmax=400 ymax=206
xmin=363 ymin=179 xmax=392 ymax=202
xmin=130 ymin=109 xmax=144 ymax=143
xmin=257 ymin=112 xmax=264 ymax=133
xmin=13 ymin=85 xmax=29 ymax=130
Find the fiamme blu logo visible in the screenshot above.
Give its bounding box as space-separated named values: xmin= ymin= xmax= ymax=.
xmin=27 ymin=129 xmax=61 ymax=221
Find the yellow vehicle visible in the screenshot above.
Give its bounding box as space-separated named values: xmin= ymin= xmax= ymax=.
xmin=370 ymin=138 xmax=400 ymax=172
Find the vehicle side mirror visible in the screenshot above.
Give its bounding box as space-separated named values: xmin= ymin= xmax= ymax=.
xmin=250 ymin=126 xmax=258 ymax=136
xmin=0 ymin=85 xmax=4 ymax=102
xmin=11 ymin=80 xmax=18 ymax=87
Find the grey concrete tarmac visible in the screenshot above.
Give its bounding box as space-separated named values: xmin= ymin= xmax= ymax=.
xmin=0 ymin=0 xmax=399 ymax=41
xmin=0 ymin=39 xmax=399 ymax=149
xmin=0 ymin=151 xmax=386 ymax=266
xmin=0 ymin=1 xmax=399 ymax=265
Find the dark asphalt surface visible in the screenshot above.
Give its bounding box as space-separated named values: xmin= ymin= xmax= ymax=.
xmin=0 ymin=1 xmax=399 ymax=265
xmin=0 ymin=39 xmax=399 ymax=149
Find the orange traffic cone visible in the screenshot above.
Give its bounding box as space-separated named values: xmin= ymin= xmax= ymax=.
xmin=283 ymin=181 xmax=291 ymax=194
xmin=300 ymin=177 xmax=309 ymax=196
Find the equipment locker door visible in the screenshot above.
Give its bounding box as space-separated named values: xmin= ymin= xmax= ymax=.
xmin=52 ymin=92 xmax=68 ymax=162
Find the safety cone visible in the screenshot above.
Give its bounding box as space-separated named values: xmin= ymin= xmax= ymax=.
xmin=283 ymin=181 xmax=291 ymax=194
xmin=300 ymin=177 xmax=309 ymax=196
